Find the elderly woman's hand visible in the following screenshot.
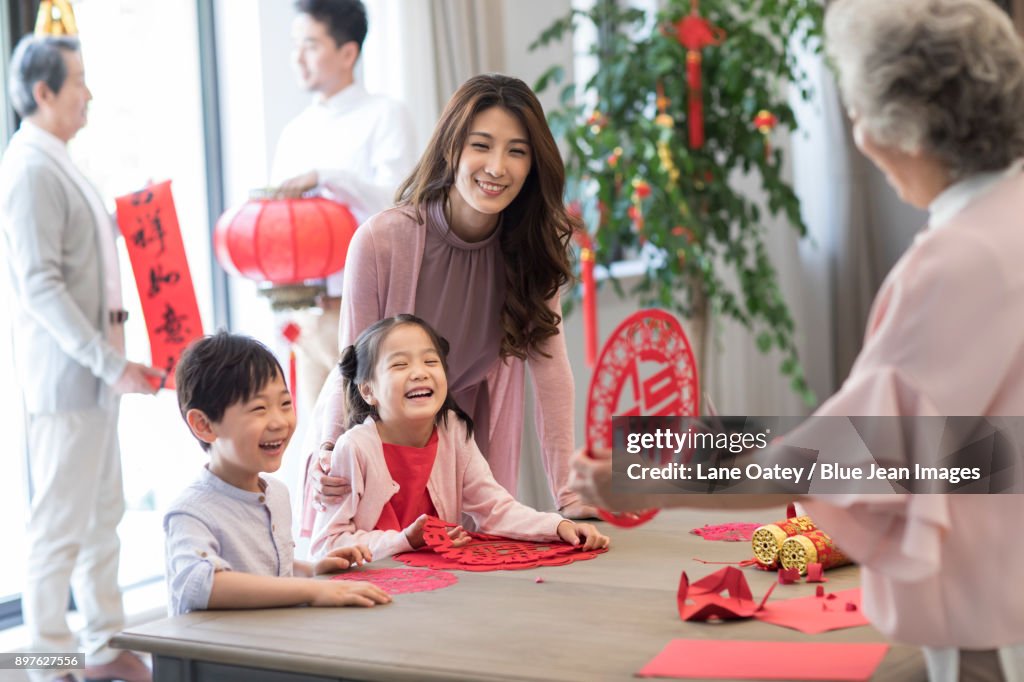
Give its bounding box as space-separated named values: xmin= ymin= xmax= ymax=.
xmin=569 ymin=447 xmax=666 ymax=512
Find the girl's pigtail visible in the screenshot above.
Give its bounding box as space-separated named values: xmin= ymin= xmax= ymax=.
xmin=339 ymin=345 xmax=374 ymax=428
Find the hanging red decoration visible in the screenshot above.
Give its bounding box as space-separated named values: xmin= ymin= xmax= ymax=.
xmin=573 ymin=228 xmax=599 ymax=369
xmin=214 ymin=194 xmax=358 ymax=306
xmin=281 ymin=321 xmax=301 ymax=410
xmin=670 ymin=1 xmax=725 ymax=149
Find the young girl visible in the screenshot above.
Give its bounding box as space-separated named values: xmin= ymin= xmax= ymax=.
xmin=311 ymin=315 xmax=609 ymax=560
xmin=304 ymin=74 xmax=593 ymax=534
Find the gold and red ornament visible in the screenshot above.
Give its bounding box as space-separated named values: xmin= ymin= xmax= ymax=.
xmin=654 ymin=81 xmax=675 ymax=129
xmin=753 ymin=109 xmax=779 ymax=160
xmin=630 ymin=177 xmax=651 ymax=244
xmin=35 ymin=0 xmax=77 ymax=36
xmin=607 ymin=146 xmax=624 ymax=168
xmin=627 ymin=204 xmax=645 ymax=243
xmin=587 ymin=110 xmax=607 ymax=135
xmin=751 ymin=515 xmax=817 ymax=569
xmin=658 ymin=140 xmax=680 ymax=185
xmin=670 ymin=0 xmax=725 ymax=149
xmin=779 ymin=529 xmax=851 ymax=574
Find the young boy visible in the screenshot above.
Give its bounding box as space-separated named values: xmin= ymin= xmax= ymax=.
xmin=165 ymin=331 xmax=390 ymax=615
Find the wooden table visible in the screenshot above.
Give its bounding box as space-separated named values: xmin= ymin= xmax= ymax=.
xmin=113 ymin=509 xmax=926 ymax=681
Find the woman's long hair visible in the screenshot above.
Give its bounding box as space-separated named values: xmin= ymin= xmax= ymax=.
xmin=338 ymin=314 xmax=474 ymax=437
xmin=395 ymin=74 xmax=579 ymax=359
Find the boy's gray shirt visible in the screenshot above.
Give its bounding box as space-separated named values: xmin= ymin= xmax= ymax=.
xmin=164 ymin=467 xmax=296 ymax=616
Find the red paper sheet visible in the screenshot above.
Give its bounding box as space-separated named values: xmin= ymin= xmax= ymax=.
xmin=636 ymin=640 xmax=888 ymax=680
xmin=115 ymin=181 xmax=203 ymax=389
xmin=329 ymin=567 xmax=456 ymax=594
xmin=755 ymin=587 xmax=868 ymax=634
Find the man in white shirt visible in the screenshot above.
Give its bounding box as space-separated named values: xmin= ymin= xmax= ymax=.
xmin=272 ymin=0 xmax=416 ymax=413
xmin=1 ymin=35 xmax=162 ymax=682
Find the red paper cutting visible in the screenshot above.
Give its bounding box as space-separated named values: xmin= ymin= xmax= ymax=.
xmin=677 ymin=566 xmax=775 ymax=621
xmin=690 ymin=522 xmax=760 ymax=542
xmin=755 ymin=587 xmax=868 ymax=634
xmin=585 ymin=309 xmax=699 ymax=527
xmin=394 ymin=516 xmax=607 ymax=572
xmin=777 ymin=568 xmax=800 ymax=585
xmin=115 ymin=181 xmax=203 ymax=390
xmin=329 ymin=567 xmax=456 ymax=594
xmin=636 ymin=640 xmax=889 ymax=681
xmin=806 ymin=562 xmax=827 ymax=583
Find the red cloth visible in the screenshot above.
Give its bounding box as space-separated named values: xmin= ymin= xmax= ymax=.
xmin=373 ymin=430 xmax=439 ymax=531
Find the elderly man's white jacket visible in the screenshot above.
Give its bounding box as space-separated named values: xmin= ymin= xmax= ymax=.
xmin=0 ymin=124 xmax=125 ymax=414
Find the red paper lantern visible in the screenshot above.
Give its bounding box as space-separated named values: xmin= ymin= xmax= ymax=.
xmin=214 ymin=195 xmax=358 ymax=285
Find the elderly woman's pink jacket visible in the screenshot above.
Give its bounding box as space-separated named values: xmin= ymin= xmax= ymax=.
xmin=802 ymin=167 xmax=1024 ymax=648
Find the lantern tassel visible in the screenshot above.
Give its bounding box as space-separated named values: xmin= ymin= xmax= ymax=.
xmin=281 ymin=322 xmax=301 ymax=412
xmin=686 ymin=50 xmax=704 ymax=149
xmin=581 ymin=246 xmax=597 ymax=368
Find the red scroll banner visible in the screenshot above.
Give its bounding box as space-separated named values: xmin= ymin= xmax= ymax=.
xmin=585 ymin=309 xmax=699 ymax=526
xmin=115 ymin=181 xmax=203 ymax=390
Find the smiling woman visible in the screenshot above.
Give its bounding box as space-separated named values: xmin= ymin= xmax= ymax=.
xmin=303 ymin=74 xmax=595 ymax=531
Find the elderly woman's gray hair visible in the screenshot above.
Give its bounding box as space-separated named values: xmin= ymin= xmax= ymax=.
xmin=7 ymin=34 xmax=81 ymax=118
xmin=826 ymin=0 xmax=1024 ymax=180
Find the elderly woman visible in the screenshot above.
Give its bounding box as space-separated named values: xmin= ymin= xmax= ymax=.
xmin=570 ymin=0 xmax=1024 ymax=679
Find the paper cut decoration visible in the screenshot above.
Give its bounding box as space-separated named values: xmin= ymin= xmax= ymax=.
xmin=751 ymin=514 xmax=817 ymax=568
xmin=690 ymin=522 xmax=760 ymax=542
xmin=756 ymin=587 xmax=868 ymax=634
xmin=636 ymin=640 xmax=889 ymax=681
xmin=777 ymin=568 xmax=799 ymax=585
xmin=116 ymin=181 xmax=204 ymax=390
xmin=395 ymin=516 xmax=606 ymax=572
xmin=585 ymin=309 xmax=699 ymax=527
xmin=805 ymin=562 xmax=827 ymax=583
xmin=779 ymin=529 xmax=851 ymax=575
xmin=677 ymin=566 xmax=775 ymax=621
xmin=329 ymin=567 xmax=456 ymax=595
xmin=815 ymin=585 xmax=825 ymax=597
xmin=676 ymin=568 xmax=868 ymax=634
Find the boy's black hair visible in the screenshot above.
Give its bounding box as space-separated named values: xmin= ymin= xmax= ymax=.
xmin=295 ymin=0 xmax=368 ymax=51
xmin=175 ymin=331 xmax=287 ymax=451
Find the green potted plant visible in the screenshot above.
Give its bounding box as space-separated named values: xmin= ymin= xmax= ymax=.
xmin=532 ymin=0 xmax=823 ymax=402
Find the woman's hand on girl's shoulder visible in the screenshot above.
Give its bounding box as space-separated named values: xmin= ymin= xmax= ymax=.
xmin=556 ymin=520 xmax=611 ymax=551
xmin=310 ymin=444 xmax=352 ymax=509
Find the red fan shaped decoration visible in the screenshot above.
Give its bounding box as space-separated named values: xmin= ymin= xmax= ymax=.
xmin=585 ymin=309 xmax=699 ymax=526
xmin=394 ymin=517 xmax=606 ymax=572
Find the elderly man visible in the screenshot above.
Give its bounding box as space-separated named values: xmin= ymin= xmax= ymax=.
xmin=1 ymin=35 xmax=161 ymax=682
